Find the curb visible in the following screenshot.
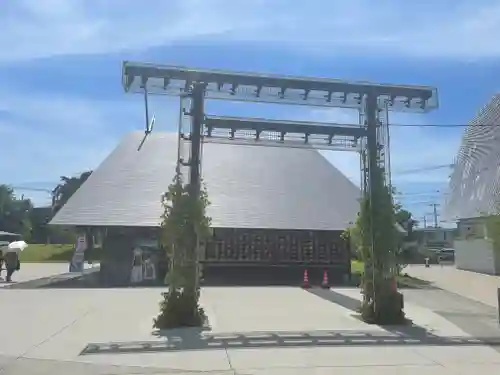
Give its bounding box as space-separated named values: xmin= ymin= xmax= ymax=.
xmin=2 ymin=266 xmax=100 ymax=289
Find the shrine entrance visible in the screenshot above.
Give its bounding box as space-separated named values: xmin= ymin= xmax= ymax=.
xmin=122 ymin=62 xmax=438 ymax=306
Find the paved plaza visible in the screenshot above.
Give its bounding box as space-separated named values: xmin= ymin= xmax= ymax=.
xmin=406 ymin=264 xmax=500 ymax=308
xmin=0 ymin=262 xmax=96 ymax=289
xmin=0 ymin=263 xmax=70 ymax=287
xmin=0 ymin=265 xmax=500 ymax=374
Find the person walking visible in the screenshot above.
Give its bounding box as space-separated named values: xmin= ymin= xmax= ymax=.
xmin=0 ymin=249 xmax=4 ymax=279
xmin=3 ymin=249 xmax=20 ymax=282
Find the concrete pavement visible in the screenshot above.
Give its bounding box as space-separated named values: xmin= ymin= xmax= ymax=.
xmin=0 ymin=263 xmax=69 ymax=286
xmin=405 ymin=264 xmax=500 ymax=308
xmin=0 ymin=262 xmax=97 ymax=288
xmin=1 ymin=285 xmax=500 ymax=374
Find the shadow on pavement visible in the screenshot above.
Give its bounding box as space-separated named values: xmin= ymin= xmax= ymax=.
xmin=306 ymin=288 xmax=446 ymax=340
xmin=80 ymin=328 xmax=500 ymax=355
xmin=307 ymin=288 xmax=362 ymax=312
xmin=80 ymin=288 xmax=500 ymax=356
xmin=308 ymin=286 xmax=500 ymax=354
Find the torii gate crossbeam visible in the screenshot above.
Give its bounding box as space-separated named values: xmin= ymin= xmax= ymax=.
xmin=121 ymin=62 xmax=438 ymax=316
xmin=202 ymin=115 xmax=366 ymax=152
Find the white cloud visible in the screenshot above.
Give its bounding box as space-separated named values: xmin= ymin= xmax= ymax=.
xmin=2 ymin=0 xmax=500 ymax=62
xmin=0 ymin=91 xmax=180 ymax=205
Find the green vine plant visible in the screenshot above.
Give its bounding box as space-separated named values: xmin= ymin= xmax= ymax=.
xmin=482 ymin=204 xmax=500 ymax=274
xmin=486 ymin=215 xmax=500 ymax=255
xmin=343 ymin=168 xmax=400 ymax=278
xmin=342 ymin=165 xmax=405 ymax=324
xmin=153 ymin=168 xmax=212 ymax=329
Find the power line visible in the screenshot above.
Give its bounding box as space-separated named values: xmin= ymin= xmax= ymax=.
xmin=394 ymin=190 xmax=442 ymax=196
xmin=10 ymin=186 xmax=52 ymax=193
xmin=393 ymin=164 xmax=452 ymax=175
xmin=395 ymin=200 xmax=442 ymax=206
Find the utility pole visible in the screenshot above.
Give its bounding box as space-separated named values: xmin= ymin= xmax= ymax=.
xmin=430 ymin=203 xmax=440 ymax=228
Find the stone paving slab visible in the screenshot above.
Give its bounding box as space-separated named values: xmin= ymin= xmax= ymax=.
xmin=0 ymin=262 xmax=96 ymax=288
xmin=240 ymin=364 xmax=500 ymax=375
xmin=405 ymin=264 xmax=500 ymax=308
xmin=3 ymin=267 xmax=99 ymax=289
xmin=331 ymin=288 xmax=472 ymax=338
xmin=0 ymin=263 xmax=69 ymax=286
xmin=80 ymin=330 xmax=500 ymax=355
xmin=0 ymin=355 xmax=214 ymax=375
xmin=227 ymin=346 xmax=436 ymax=369
xmin=2 ymin=286 xmax=500 ymax=374
xmin=3 ymin=357 xmax=500 ymax=375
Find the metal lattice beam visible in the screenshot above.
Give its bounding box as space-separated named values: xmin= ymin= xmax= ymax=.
xmin=122 ymin=61 xmax=438 ymax=112
xmin=201 ymin=115 xmax=365 ymax=151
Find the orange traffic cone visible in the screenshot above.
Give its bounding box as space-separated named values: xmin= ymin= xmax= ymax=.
xmin=321 ymin=270 xmax=330 ymax=289
xmin=302 ymin=269 xmax=310 ymax=289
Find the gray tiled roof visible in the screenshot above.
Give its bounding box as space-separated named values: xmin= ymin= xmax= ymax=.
xmin=50 ymin=132 xmax=361 ymax=230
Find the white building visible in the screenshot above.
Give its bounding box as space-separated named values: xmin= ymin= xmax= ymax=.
xmin=444 ymin=94 xmax=500 ymax=275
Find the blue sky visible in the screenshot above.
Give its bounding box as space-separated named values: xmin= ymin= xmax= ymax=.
xmin=1 ymin=0 xmax=500 ymax=226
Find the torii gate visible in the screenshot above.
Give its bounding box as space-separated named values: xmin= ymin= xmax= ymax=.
xmin=121 ymin=62 xmax=438 ymax=313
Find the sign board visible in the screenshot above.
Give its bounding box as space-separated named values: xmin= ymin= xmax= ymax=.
xmin=130 ymin=248 xmax=144 ymax=283
xmin=76 ymin=236 xmax=87 ymax=252
xmin=143 ymin=259 xmax=156 ymax=280
xmin=69 ymin=235 xmax=87 ymax=273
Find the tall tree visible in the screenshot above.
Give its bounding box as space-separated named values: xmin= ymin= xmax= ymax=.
xmin=51 ymin=171 xmax=92 ymax=214
xmin=348 ymin=188 xmax=416 ymax=258
xmin=0 ymin=184 xmax=33 ymax=239
xmin=392 ymin=195 xmax=418 ymax=240
xmin=29 ymin=206 xmax=54 ymax=244
xmin=51 ymin=171 xmax=93 ymax=247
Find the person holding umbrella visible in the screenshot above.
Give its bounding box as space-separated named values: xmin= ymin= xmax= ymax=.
xmin=0 ymin=248 xmax=4 ymax=278
xmin=3 ymin=240 xmax=26 ymax=282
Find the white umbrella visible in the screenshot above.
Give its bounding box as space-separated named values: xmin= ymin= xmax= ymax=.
xmin=5 ymin=241 xmax=28 ymax=254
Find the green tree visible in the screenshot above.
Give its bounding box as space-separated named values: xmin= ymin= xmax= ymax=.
xmin=153 ymin=170 xmax=212 ymax=329
xmin=0 ymin=184 xmax=33 ymax=239
xmin=483 ymin=208 xmax=500 ymax=274
xmin=51 ymin=171 xmax=93 ymax=247
xmin=392 ymin=192 xmax=418 ymax=240
xmin=348 ymin=187 xmax=414 ymax=261
xmin=29 ymin=207 xmax=56 ymax=244
xmin=51 ymin=171 xmax=92 ymax=214
xmin=391 ymin=194 xmax=419 ymax=265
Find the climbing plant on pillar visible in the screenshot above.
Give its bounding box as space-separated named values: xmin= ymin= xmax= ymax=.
xmin=347 ymin=164 xmax=405 ymax=324
xmin=153 ymin=169 xmax=212 ymax=329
